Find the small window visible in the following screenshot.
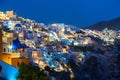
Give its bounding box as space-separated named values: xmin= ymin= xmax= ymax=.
xmin=8 ymin=48 xmax=9 ymax=52
xmin=10 ymin=42 xmax=12 ymax=45
xmin=17 ymin=62 xmax=20 ymax=67
xmin=4 ymin=48 xmax=6 ymax=52
xmin=5 ymin=33 xmax=7 ymax=35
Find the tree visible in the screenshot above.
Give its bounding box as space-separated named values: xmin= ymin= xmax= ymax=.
xmin=17 ymin=63 xmax=51 ymax=80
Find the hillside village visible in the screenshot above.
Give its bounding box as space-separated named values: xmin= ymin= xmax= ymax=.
xmin=0 ymin=11 xmax=120 ymax=80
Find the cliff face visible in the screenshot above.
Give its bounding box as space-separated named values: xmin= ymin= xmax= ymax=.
xmin=89 ymin=18 xmax=120 ymax=31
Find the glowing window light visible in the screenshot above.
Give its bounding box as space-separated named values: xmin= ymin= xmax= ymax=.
xmin=48 ymin=33 xmax=53 ymax=37
xmin=49 ymin=61 xmax=55 ymax=68
xmin=32 ymin=52 xmax=38 ymax=58
xmin=8 ymin=21 xmax=13 ymax=29
xmin=83 ymin=40 xmax=88 ymax=45
xmin=9 ymin=45 xmax=13 ymax=49
xmin=8 ymin=45 xmax=13 ymax=52
xmin=74 ymin=42 xmax=79 ymax=46
xmin=10 ymin=44 xmax=17 ymax=51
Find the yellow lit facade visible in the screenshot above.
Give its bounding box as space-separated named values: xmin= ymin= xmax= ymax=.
xmin=83 ymin=40 xmax=89 ymax=45
xmin=6 ymin=11 xmax=16 ymax=19
xmin=0 ymin=12 xmax=9 ymax=20
xmin=0 ymin=28 xmax=29 ymax=67
xmin=2 ymin=31 xmax=13 ymax=53
xmin=0 ymin=28 xmax=12 ymax=64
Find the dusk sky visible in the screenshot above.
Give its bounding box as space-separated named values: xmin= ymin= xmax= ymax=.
xmin=0 ymin=0 xmax=120 ymax=27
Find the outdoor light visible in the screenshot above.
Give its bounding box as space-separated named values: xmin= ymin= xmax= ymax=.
xmin=9 ymin=45 xmax=13 ymax=49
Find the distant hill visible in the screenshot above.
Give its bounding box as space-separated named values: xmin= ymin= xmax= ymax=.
xmin=88 ymin=17 xmax=120 ymax=31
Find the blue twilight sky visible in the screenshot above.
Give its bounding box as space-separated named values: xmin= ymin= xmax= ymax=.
xmin=0 ymin=0 xmax=120 ymax=27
